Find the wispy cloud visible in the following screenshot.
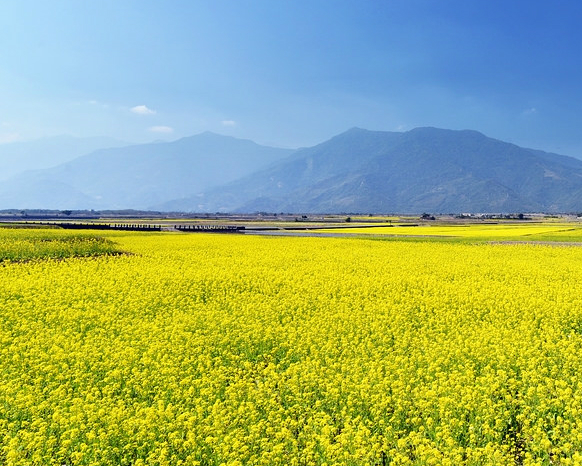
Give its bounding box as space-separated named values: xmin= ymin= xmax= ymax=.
xmin=0 ymin=132 xmax=22 ymax=144
xmin=88 ymin=99 xmax=103 ymax=106
xmin=221 ymin=120 xmax=236 ymax=127
xmin=131 ymin=105 xmax=156 ymax=115
xmin=149 ymin=126 xmax=174 ymax=133
xmin=0 ymin=123 xmax=21 ymax=143
xmin=522 ymin=107 xmax=537 ymax=116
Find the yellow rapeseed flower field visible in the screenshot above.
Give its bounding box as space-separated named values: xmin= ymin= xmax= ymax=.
xmin=317 ymin=222 xmax=582 ymax=240
xmin=0 ymin=228 xmax=122 ymax=262
xmin=2 ymin=228 xmax=582 ymax=465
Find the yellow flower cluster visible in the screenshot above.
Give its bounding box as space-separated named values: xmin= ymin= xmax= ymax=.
xmin=1 ymin=230 xmax=582 ymax=465
xmin=0 ymin=228 xmax=121 ymax=262
xmin=318 ymin=222 xmax=582 ymax=239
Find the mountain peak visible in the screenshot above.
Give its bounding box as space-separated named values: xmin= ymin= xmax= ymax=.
xmin=405 ymin=127 xmax=489 ymax=142
xmin=407 ymin=126 xmax=483 ymax=136
xmin=183 ymin=131 xmax=230 ymax=141
xmin=344 ymin=126 xmax=369 ymax=134
xmin=330 ymin=127 xmax=391 ymax=142
xmin=4 ymin=127 xmax=582 ymax=214
xmin=0 ymin=133 xmax=293 ymax=210
xmin=198 ymin=131 xmax=223 ymax=137
xmin=170 ymin=126 xmax=582 ymax=214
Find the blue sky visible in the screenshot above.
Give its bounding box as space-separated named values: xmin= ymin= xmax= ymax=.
xmin=1 ymin=0 xmax=581 ymax=156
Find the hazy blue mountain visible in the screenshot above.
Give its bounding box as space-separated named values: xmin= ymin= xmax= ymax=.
xmin=4 ymin=127 xmax=582 ymax=213
xmin=160 ymin=127 xmax=582 ymax=213
xmin=0 ymin=132 xmax=293 ymax=209
xmin=0 ymin=135 xmax=130 ymax=180
xmin=0 ymin=173 xmax=98 ymax=210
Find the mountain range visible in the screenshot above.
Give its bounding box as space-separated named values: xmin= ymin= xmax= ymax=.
xmin=2 ymin=127 xmax=582 ymax=213
xmin=0 ymin=132 xmax=292 ymax=210
xmin=0 ymin=135 xmax=129 ymax=181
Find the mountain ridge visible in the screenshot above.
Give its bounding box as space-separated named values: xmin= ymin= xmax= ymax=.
xmin=157 ymin=127 xmax=582 ymax=214
xmin=0 ymin=132 xmax=293 ymax=210
xmin=0 ymin=135 xmax=130 ymax=181
xmin=2 ymin=127 xmax=582 ymax=213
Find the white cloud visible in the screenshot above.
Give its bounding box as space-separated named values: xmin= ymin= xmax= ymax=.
xmin=221 ymin=120 xmax=236 ymax=127
xmin=0 ymin=132 xmax=22 ymax=144
xmin=87 ymin=99 xmax=109 ymax=108
xmin=131 ymin=105 xmax=156 ymax=115
xmin=522 ymin=107 xmax=537 ymax=116
xmin=149 ymin=126 xmax=174 ymax=133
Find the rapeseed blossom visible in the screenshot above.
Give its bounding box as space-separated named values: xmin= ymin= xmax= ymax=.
xmin=1 ymin=229 xmax=582 ymax=464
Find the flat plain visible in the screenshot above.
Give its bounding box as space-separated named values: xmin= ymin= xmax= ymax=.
xmin=2 ymin=222 xmax=582 ymax=465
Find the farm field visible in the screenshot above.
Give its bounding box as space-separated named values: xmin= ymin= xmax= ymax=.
xmin=316 ymin=222 xmax=582 ymax=242
xmin=0 ymin=228 xmax=124 ymax=262
xmin=2 ymin=226 xmax=582 ymax=464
